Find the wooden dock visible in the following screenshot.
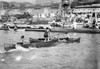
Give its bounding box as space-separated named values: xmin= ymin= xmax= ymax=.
xmin=25 ymin=27 xmax=100 ymax=34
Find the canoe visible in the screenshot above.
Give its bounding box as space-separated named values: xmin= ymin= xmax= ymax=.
xmin=4 ymin=37 xmax=81 ymax=52
xmin=31 ymin=39 xmax=58 ymax=48
xmin=4 ymin=39 xmax=58 ymax=52
xmin=25 ymin=28 xmax=45 ymax=32
xmin=18 ymin=39 xmax=58 ymax=48
xmin=59 ymin=37 xmax=81 ymax=43
xmin=4 ymin=44 xmax=16 ymax=52
xmin=4 ymin=43 xmax=32 ymax=52
xmin=29 ymin=38 xmax=45 ymax=43
xmin=0 ymin=28 xmax=9 ymax=30
xmin=29 ymin=37 xmax=81 ymax=43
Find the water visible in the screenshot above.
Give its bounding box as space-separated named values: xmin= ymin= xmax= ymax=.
xmin=0 ymin=30 xmax=98 ymax=69
xmin=0 ymin=30 xmax=44 ymax=44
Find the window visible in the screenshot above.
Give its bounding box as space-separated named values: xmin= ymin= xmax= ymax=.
xmin=92 ymin=13 xmax=95 ymax=17
xmin=97 ymin=13 xmax=100 ymax=18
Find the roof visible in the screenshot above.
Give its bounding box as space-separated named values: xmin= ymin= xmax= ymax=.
xmin=75 ymin=4 xmax=100 ymax=8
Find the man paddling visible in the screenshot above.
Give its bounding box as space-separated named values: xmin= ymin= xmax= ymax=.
xmin=59 ymin=32 xmax=71 ymax=41
xmin=65 ymin=32 xmax=71 ymax=41
xmin=17 ymin=35 xmax=25 ymax=45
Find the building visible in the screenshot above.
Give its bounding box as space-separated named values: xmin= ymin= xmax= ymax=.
xmin=72 ymin=4 xmax=100 ymax=29
xmin=0 ymin=1 xmax=9 ymax=9
xmin=9 ymin=2 xmax=20 ymax=8
xmin=36 ymin=0 xmax=61 ymax=5
xmin=22 ymin=2 xmax=34 ymax=7
xmin=73 ymin=4 xmax=100 ymax=13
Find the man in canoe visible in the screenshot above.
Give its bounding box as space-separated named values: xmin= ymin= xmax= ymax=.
xmin=58 ymin=32 xmax=71 ymax=41
xmin=44 ymin=28 xmax=50 ymax=42
xmin=17 ymin=35 xmax=25 ymax=45
xmin=65 ymin=32 xmax=71 ymax=40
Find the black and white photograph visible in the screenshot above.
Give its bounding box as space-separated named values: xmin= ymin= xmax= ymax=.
xmin=0 ymin=0 xmax=99 ymax=69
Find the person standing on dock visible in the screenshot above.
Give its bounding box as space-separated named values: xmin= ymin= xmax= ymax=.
xmin=92 ymin=19 xmax=96 ymax=29
xmin=44 ymin=28 xmax=50 ymax=42
xmin=14 ymin=23 xmax=18 ymax=31
xmin=73 ymin=18 xmax=77 ymax=29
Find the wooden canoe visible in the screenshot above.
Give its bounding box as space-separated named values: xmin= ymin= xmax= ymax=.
xmin=59 ymin=37 xmax=81 ymax=43
xmin=4 ymin=39 xmax=58 ymax=52
xmin=0 ymin=28 xmax=9 ymax=30
xmin=28 ymin=39 xmax=58 ymax=48
xmin=25 ymin=28 xmax=45 ymax=32
xmin=29 ymin=37 xmax=81 ymax=43
xmin=4 ymin=37 xmax=81 ymax=52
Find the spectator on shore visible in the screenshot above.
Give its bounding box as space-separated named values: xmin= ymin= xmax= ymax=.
xmin=21 ymin=35 xmax=25 ymax=44
xmin=92 ymin=19 xmax=96 ymax=29
xmin=14 ymin=23 xmax=18 ymax=31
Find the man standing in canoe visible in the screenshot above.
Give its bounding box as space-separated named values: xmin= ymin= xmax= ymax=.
xmin=44 ymin=28 xmax=50 ymax=42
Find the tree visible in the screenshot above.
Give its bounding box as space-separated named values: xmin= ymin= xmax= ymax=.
xmin=20 ymin=4 xmax=25 ymax=10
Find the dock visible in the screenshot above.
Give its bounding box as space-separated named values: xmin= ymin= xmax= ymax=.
xmin=25 ymin=27 xmax=100 ymax=34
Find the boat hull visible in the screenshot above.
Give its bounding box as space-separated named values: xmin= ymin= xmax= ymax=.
xmin=31 ymin=39 xmax=58 ymax=48
xmin=25 ymin=28 xmax=45 ymax=32
xmin=0 ymin=28 xmax=9 ymax=30
xmin=4 ymin=37 xmax=80 ymax=52
xmin=29 ymin=37 xmax=81 ymax=43
xmin=4 ymin=39 xmax=58 ymax=52
xmin=59 ymin=37 xmax=81 ymax=43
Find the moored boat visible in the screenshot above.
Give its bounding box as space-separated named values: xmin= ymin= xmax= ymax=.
xmin=25 ymin=28 xmax=46 ymax=32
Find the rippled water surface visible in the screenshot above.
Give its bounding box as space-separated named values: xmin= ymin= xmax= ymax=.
xmin=0 ymin=30 xmax=98 ymax=69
